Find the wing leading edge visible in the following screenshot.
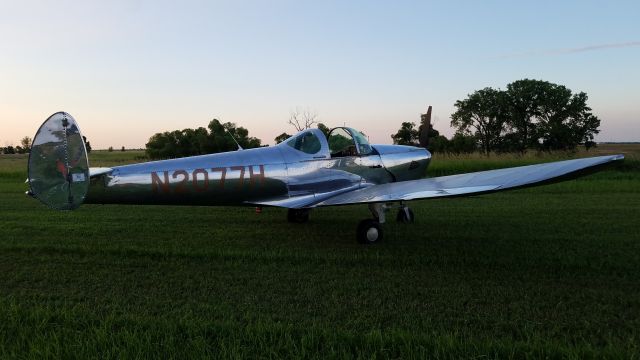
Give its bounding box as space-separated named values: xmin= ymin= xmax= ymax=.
xmin=313 ymin=154 xmax=624 ymax=207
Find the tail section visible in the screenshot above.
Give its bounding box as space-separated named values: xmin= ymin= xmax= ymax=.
xmin=27 ymin=112 xmax=90 ymax=210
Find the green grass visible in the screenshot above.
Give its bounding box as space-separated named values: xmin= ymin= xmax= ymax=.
xmin=1 ymin=147 xmax=639 ymax=359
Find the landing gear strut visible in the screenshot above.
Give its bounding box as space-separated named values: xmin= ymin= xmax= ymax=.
xmin=287 ymin=208 xmax=310 ymax=223
xmin=396 ymin=205 xmax=414 ymax=223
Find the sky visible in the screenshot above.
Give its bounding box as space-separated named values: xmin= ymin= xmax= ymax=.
xmin=1 ymin=0 xmax=639 ymax=149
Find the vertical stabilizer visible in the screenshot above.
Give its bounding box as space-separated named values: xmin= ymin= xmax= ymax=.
xmin=27 ymin=112 xmax=90 ymax=210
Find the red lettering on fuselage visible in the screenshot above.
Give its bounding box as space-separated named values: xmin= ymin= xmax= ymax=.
xmin=172 ymin=170 xmax=189 ymax=193
xmin=211 ymin=167 xmax=226 ymax=188
xmin=150 ymin=165 xmax=265 ymax=194
xmin=151 ymin=171 xmax=170 ymax=193
xmin=249 ymin=165 xmax=265 ymax=186
xmin=192 ymin=168 xmax=209 ymax=192
xmin=229 ymin=166 xmax=245 ymax=188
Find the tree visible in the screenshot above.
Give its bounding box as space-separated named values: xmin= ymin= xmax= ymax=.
xmin=145 ymin=132 xmax=171 ymax=159
xmin=208 ymin=119 xmax=261 ymax=151
xmin=533 ymin=84 xmax=600 ymax=151
xmin=504 ymin=79 xmax=601 ymax=152
xmin=20 ymin=136 xmax=32 ymax=153
xmin=504 ymin=79 xmax=544 ymax=152
xmin=428 ymin=135 xmax=450 ymax=153
xmin=317 ymin=123 xmax=330 ymax=138
xmin=121 ymin=146 xmax=126 ymax=152
xmin=391 ymin=122 xmax=419 ymax=146
xmin=453 ymin=79 xmax=602 ymax=153
xmin=391 ymin=121 xmax=457 ymax=153
xmin=145 ymin=119 xmax=262 ymax=160
xmin=288 ymin=107 xmax=318 ymax=131
xmin=108 ymin=146 xmax=114 ymax=152
xmin=226 ymin=123 xmax=261 ymax=149
xmin=274 ymin=133 xmax=291 ymax=144
xmin=422 ymin=126 xmax=453 ymax=153
xmin=451 ymin=87 xmax=509 ymax=155
xmin=449 ymin=133 xmax=477 ymax=154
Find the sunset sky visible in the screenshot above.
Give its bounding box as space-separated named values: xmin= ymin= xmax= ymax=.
xmin=1 ymin=0 xmax=639 ymax=149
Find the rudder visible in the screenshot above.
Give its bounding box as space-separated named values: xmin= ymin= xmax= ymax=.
xmin=28 ymin=112 xmax=90 ymax=210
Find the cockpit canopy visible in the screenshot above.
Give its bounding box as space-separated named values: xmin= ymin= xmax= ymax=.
xmin=285 ymin=131 xmax=322 ymax=154
xmin=284 ymin=127 xmax=374 ymax=157
xmin=327 ymin=127 xmax=373 ymax=156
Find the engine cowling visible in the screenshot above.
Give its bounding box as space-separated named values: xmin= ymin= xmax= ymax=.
xmin=373 ymin=145 xmax=431 ymax=182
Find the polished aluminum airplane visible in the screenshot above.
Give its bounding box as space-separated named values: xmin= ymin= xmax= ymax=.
xmin=27 ymin=111 xmax=624 ymax=244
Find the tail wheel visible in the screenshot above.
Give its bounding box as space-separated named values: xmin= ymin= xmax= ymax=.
xmin=287 ymin=208 xmax=310 ymax=223
xmin=357 ymin=219 xmax=383 ymax=244
xmin=396 ymin=207 xmax=414 ymax=223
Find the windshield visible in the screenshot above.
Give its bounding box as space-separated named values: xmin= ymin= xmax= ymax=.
xmin=327 ymin=127 xmax=373 ymax=156
xmin=328 ymin=128 xmax=355 ymax=156
xmin=352 ymin=130 xmax=373 ymax=155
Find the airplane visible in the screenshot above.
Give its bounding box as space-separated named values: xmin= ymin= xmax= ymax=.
xmin=27 ymin=110 xmax=624 ymax=244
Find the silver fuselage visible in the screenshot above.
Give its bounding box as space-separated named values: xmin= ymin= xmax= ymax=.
xmin=85 ymin=135 xmax=431 ymax=207
xmin=28 ymin=113 xmax=624 ymax=219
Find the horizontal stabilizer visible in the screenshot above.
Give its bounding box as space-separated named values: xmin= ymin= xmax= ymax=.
xmin=90 ymin=167 xmax=113 ymax=177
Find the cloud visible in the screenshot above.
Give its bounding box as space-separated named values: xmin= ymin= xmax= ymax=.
xmin=498 ymin=41 xmax=640 ymax=59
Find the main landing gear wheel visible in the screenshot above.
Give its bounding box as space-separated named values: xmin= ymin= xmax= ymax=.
xmin=396 ymin=207 xmax=414 ymax=223
xmin=357 ymin=219 xmax=383 ymax=244
xmin=287 ymin=208 xmax=310 ymax=223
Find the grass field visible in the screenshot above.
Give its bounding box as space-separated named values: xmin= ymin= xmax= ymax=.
xmin=1 ymin=146 xmax=639 ymax=358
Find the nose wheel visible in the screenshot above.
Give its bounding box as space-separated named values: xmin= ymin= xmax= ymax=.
xmin=355 ymin=203 xmax=386 ymax=244
xmin=356 ymin=203 xmax=414 ymax=244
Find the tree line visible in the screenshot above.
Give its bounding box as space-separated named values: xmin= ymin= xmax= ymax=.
xmin=1 ymin=136 xmax=92 ymax=154
xmin=391 ymin=122 xmax=478 ymax=154
xmin=148 ymin=79 xmax=601 ymax=159
xmin=392 ymin=79 xmax=601 ymax=154
xmin=4 ymin=79 xmax=598 ymax=158
xmin=1 ymin=137 xmax=32 ymax=154
xmin=145 ymin=119 xmax=261 ymax=160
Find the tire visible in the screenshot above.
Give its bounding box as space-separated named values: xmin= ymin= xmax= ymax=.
xmin=287 ymin=208 xmax=310 ymax=223
xmin=357 ymin=219 xmax=383 ymax=244
xmin=396 ymin=207 xmax=414 ymax=223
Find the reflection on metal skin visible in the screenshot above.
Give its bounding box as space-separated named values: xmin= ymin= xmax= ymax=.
xmin=316 ymin=154 xmax=624 ymax=206
xmin=86 ymin=146 xmax=289 ymax=206
xmin=374 ymin=145 xmax=431 ymax=182
xmin=28 ymin=112 xmax=89 ymax=210
xmin=83 ymin=127 xmax=404 ymax=207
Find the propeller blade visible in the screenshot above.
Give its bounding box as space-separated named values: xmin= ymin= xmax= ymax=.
xmin=418 ymin=106 xmax=432 ymax=148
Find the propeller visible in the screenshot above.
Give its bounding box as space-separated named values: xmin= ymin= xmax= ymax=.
xmin=418 ymin=106 xmax=432 ymax=148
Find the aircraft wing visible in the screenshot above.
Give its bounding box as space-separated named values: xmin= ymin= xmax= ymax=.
xmin=312 ymin=154 xmax=624 ymax=207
